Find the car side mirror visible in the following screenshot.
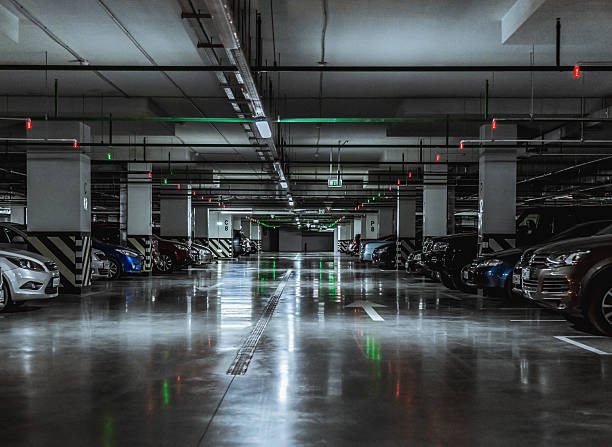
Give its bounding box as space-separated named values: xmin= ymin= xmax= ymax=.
xmin=12 ymin=235 xmax=25 ymax=244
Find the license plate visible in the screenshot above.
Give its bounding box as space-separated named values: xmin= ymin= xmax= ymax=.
xmin=513 ymin=273 xmax=521 ymax=285
xmin=522 ymin=268 xmax=530 ymax=280
xmin=52 ymin=277 xmax=60 ymax=287
xmin=463 ymin=270 xmax=468 ymax=280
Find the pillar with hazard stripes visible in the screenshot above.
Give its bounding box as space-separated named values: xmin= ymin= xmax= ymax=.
xmin=207 ymin=210 xmax=234 ymax=258
xmin=337 ymin=223 xmax=353 ymax=253
xmin=396 ymin=189 xmax=417 ymax=269
xmin=477 ymin=124 xmax=518 ymax=256
xmin=125 ymin=163 xmax=153 ymax=272
xmin=27 ymin=122 xmax=93 ymax=293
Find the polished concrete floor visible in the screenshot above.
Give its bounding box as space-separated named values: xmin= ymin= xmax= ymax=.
xmin=2 ymin=252 xmax=611 ymax=446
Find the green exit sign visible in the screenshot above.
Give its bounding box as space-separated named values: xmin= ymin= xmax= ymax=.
xmin=328 ymin=178 xmax=342 ymax=188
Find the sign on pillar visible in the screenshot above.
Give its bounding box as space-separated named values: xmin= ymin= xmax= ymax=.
xmin=207 ymin=210 xmax=233 ymax=258
xmin=365 ymin=213 xmax=379 ymax=240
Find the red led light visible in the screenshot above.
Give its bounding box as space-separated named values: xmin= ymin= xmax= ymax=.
xmin=492 ymin=119 xmax=497 ymax=130
xmin=460 ymin=141 xmax=464 ymax=150
xmin=201 ymin=195 xmax=204 ymax=200
xmin=436 ymin=154 xmax=440 ymax=162
xmin=73 ymin=140 xmax=78 ymax=149
xmin=574 ymin=65 xmax=580 ymax=78
xmin=208 ymin=198 xmax=212 ymax=203
xmin=177 ymin=184 xmax=181 ymax=190
xmin=25 ymin=119 xmax=32 ymax=130
xmin=147 ymin=171 xmax=152 ymax=178
xmin=389 ymin=186 xmax=392 ymax=191
xmin=218 ymin=202 xmax=221 ymax=206
xmin=397 ymin=179 xmax=400 ymax=185
xmin=408 ymin=171 xmax=412 ymax=178
xmin=223 ymin=204 xmax=226 ymax=208
xmin=192 ymin=191 xmax=195 ymax=196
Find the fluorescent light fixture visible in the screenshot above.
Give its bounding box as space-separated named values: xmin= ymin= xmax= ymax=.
xmin=223 ymin=87 xmax=235 ymax=100
xmin=255 ymin=120 xmax=272 ymax=138
xmin=280 ymin=181 xmax=288 ymax=189
xmin=216 ymin=221 xmax=223 ymax=225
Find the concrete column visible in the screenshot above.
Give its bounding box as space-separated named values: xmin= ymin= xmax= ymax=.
xmin=337 ymin=223 xmax=353 ymax=252
xmin=365 ymin=212 xmax=379 ymax=240
xmin=207 ymin=210 xmax=233 ymax=258
xmin=396 ymin=188 xmax=417 ymax=267
xmin=250 ymin=221 xmax=262 ymax=252
xmin=232 ymin=215 xmax=242 ymax=232
xmin=125 ymin=163 xmax=153 ymax=271
xmin=353 ymin=216 xmax=364 ymax=238
xmin=193 ymin=206 xmax=208 ymax=243
xmin=378 ymin=208 xmax=394 ymax=236
xmin=160 ymin=185 xmax=192 ymax=242
xmin=478 ymin=124 xmax=517 ymax=255
xmin=27 ymin=122 xmax=92 ymax=292
xmin=334 ymin=227 xmax=339 ymax=254
xmin=423 ymin=163 xmax=448 ymax=239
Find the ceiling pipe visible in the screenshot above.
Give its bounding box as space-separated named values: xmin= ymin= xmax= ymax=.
xmin=2 ymin=64 xmax=612 ymax=72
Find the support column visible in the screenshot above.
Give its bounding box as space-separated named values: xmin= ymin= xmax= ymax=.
xmin=160 ymin=184 xmax=192 ymax=243
xmin=353 ymin=216 xmax=364 ymax=239
xmin=337 ymin=223 xmax=353 ymax=252
xmin=478 ymin=124 xmax=517 ymax=255
xmin=125 ymin=163 xmax=152 ymax=271
xmin=423 ymin=163 xmax=448 ymax=239
xmin=378 ymin=208 xmax=394 ymax=236
xmin=193 ymin=205 xmax=208 ymax=245
xmin=250 ymin=220 xmax=262 ymax=252
xmin=396 ymin=188 xmax=417 ymax=268
xmin=27 ymin=122 xmax=91 ymax=292
xmin=365 ymin=212 xmax=379 ymax=240
xmin=207 ymin=210 xmax=233 ymax=258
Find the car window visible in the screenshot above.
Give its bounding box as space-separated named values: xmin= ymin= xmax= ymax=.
xmin=595 ymin=224 xmax=612 ymax=235
xmin=517 ymin=213 xmax=540 ymax=236
xmin=0 ymin=228 xmax=11 ymax=243
xmin=5 ymin=228 xmax=25 ymax=243
xmin=550 ymin=221 xmax=612 ymax=241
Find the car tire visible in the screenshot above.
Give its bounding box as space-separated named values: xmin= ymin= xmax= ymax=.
xmin=439 ymin=271 xmax=457 ymax=290
xmin=0 ymin=281 xmax=12 ymax=312
xmin=154 ymin=252 xmax=175 ymax=274
xmin=587 ymin=281 xmax=612 ymax=336
xmin=452 ymin=266 xmax=477 ymax=294
xmin=108 ymin=257 xmax=122 ymax=280
xmin=503 ymin=276 xmax=522 ymax=302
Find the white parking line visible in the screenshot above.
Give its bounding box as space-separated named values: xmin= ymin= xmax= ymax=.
xmin=554 ymin=336 xmax=612 ymax=355
xmin=197 ymin=282 xmax=224 ymax=292
xmin=510 ymin=319 xmax=566 ymax=322
xmin=437 ymin=292 xmax=463 ymax=301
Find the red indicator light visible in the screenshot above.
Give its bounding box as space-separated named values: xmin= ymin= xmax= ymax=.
xmin=192 ymin=191 xmax=195 ymax=196
xmin=147 ymin=171 xmax=152 ymax=178
xmin=25 ymin=119 xmax=32 ymax=130
xmin=73 ymin=140 xmax=78 ymax=149
xmin=460 ymin=141 xmax=464 ymax=150
xmin=177 ymin=184 xmax=181 ymax=190
xmin=389 ymin=186 xmax=392 ymax=191
xmin=208 ymin=198 xmax=212 ymax=203
xmin=408 ymin=171 xmax=412 ymax=178
xmin=218 ymin=202 xmax=221 ymax=206
xmin=436 ymin=154 xmax=440 ymax=162
xmin=574 ymin=65 xmax=580 ymax=78
xmin=492 ymin=119 xmax=497 ymax=130
xmin=397 ymin=179 xmax=400 ymax=185
xmin=223 ymin=204 xmax=226 ymax=208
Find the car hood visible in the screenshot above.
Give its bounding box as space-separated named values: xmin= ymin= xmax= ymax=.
xmin=479 ymin=248 xmax=523 ymax=261
xmin=0 ymin=248 xmax=52 ymax=264
xmin=536 ymin=234 xmax=612 ymax=255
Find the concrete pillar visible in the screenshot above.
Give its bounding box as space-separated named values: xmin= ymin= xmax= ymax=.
xmin=193 ymin=206 xmax=208 ymax=243
xmin=423 ymin=163 xmax=448 ymax=239
xmin=232 ymin=215 xmax=242 ymax=232
xmin=337 ymin=223 xmax=353 ymax=252
xmin=365 ymin=212 xmax=379 ymax=240
xmin=27 ymin=122 xmax=92 ymax=292
xmin=334 ymin=227 xmax=339 ymax=254
xmin=207 ymin=210 xmax=233 ymax=258
xmin=378 ymin=208 xmax=394 ymax=236
xmin=396 ymin=188 xmax=417 ymax=267
xmin=9 ymin=205 xmax=26 ymax=224
xmin=250 ymin=220 xmax=262 ymax=252
xmin=160 ymin=185 xmax=192 ymax=242
xmin=353 ymin=217 xmax=364 ymax=239
xmin=124 ymin=163 xmax=153 ymax=271
xmin=478 ymin=124 xmax=517 ymax=255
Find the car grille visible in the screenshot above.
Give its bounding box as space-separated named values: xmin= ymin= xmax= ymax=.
xmin=98 ymin=268 xmax=109 ymax=275
xmin=542 ymin=278 xmax=569 ymax=294
xmin=529 ymin=254 xmax=548 ymax=269
xmin=522 ymin=279 xmax=539 ymax=293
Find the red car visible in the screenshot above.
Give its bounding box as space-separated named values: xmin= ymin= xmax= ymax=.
xmin=152 ymin=235 xmax=191 ymax=273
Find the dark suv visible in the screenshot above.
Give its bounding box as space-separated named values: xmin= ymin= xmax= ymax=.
xmin=517 ymin=234 xmax=612 ymax=335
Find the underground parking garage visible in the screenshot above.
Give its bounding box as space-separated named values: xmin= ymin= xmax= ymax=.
xmin=2 ymin=0 xmax=612 ymax=445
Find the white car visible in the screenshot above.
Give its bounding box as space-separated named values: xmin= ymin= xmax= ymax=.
xmin=91 ymin=249 xmax=110 ymax=279
xmin=0 ymin=249 xmax=60 ymax=311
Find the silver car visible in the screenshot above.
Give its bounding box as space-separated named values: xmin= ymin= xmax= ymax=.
xmin=0 ymin=248 xmax=60 ymax=311
xmin=91 ymin=249 xmax=110 ymax=279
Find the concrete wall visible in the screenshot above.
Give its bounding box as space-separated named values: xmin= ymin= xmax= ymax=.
xmin=279 ymin=229 xmax=302 ymax=251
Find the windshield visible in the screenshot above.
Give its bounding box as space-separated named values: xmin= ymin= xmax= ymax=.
xmin=549 ymin=220 xmax=612 ymax=241
xmin=595 ymin=223 xmax=612 ymax=236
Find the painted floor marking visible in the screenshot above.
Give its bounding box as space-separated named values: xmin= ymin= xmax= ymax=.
xmin=345 ymin=300 xmax=386 ymax=321
xmin=554 ymin=336 xmax=612 ymax=355
xmin=197 ymin=282 xmax=224 ymax=291
xmin=510 ymin=319 xmax=566 ymax=322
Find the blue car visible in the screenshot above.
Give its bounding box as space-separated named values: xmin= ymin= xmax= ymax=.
xmin=92 ymin=240 xmax=143 ymax=280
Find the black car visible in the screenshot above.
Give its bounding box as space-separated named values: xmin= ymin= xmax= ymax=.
xmin=372 ymin=241 xmax=396 ymax=269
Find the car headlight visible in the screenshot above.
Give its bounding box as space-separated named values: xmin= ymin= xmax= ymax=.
xmin=5 ymin=256 xmax=45 ymax=271
xmin=117 ymin=248 xmax=140 ymax=257
xmin=479 ymin=258 xmax=503 ymax=268
xmin=433 ymin=242 xmax=449 ymax=251
xmin=545 ymin=250 xmax=590 ymax=267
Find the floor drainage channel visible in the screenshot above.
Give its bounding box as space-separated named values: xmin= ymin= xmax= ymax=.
xmin=226 ymin=269 xmax=293 ymax=375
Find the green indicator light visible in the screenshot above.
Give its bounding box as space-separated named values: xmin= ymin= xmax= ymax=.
xmin=163 ymin=379 xmax=169 ymax=405
xmin=106 ymin=152 xmax=111 ymax=160
xmin=367 ymin=199 xmax=370 ymax=203
xmin=163 ymin=178 xmax=168 ymax=184
xmin=378 ymin=192 xmax=381 ymax=197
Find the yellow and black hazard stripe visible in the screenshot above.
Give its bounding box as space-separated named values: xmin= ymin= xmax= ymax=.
xmin=252 ymin=240 xmax=262 ymax=252
xmin=337 ymin=240 xmax=350 ymax=253
xmin=127 ymin=235 xmax=152 ymax=271
xmin=208 ymin=238 xmax=233 ymax=258
xmin=478 ymin=233 xmax=516 ymax=256
xmin=27 ymin=232 xmax=92 ymax=291
xmin=395 ymin=238 xmax=417 ymax=268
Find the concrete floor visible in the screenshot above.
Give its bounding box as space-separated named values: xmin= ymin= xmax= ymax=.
xmin=1 ymin=252 xmax=611 ymax=446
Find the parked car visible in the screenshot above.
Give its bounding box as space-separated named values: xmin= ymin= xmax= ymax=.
xmin=431 ymin=233 xmax=479 ymax=292
xmin=360 ymin=235 xmax=396 ymax=262
xmin=0 ymin=248 xmax=60 ymax=311
xmin=189 ymin=240 xmax=214 ymax=265
xmin=515 ymin=233 xmax=612 ymax=335
xmin=152 ymin=235 xmax=191 ymax=273
xmin=93 ymin=240 xmax=143 ymax=279
xmin=91 ymin=248 xmax=111 ymax=279
xmin=465 ymin=220 xmax=612 ymax=300
xmin=372 ymin=241 xmax=396 ymax=269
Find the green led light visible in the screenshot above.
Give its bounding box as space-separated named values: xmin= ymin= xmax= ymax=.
xmin=378 ymin=192 xmax=381 ymax=197
xmin=163 ymin=178 xmax=168 ymax=184
xmin=106 ymin=152 xmax=111 ymax=160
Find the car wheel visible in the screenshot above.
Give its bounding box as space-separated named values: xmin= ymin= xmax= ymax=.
xmin=439 ymin=271 xmax=457 ymax=290
xmin=0 ymin=281 xmax=12 ymax=312
xmin=155 ymin=252 xmax=175 ymax=273
xmin=503 ymin=276 xmax=522 ymax=302
xmin=587 ymin=282 xmax=612 ymax=336
xmin=108 ymin=258 xmax=122 ymax=280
